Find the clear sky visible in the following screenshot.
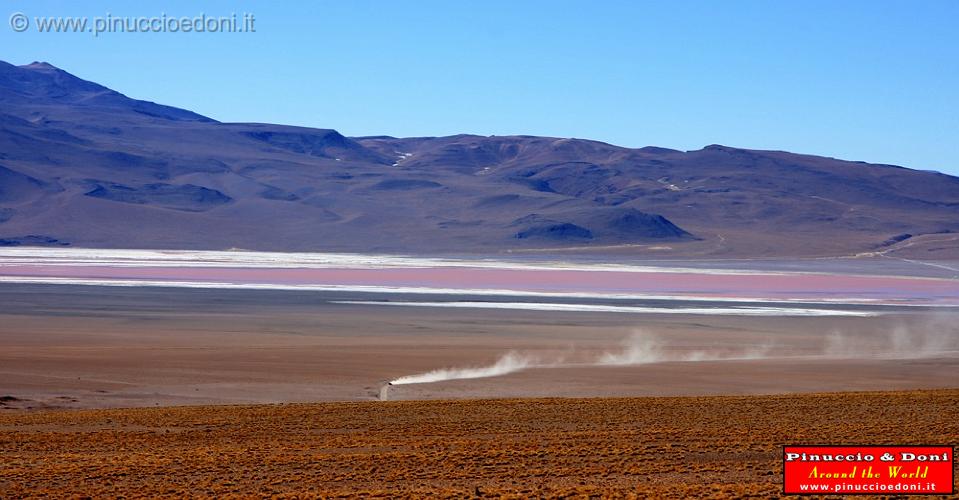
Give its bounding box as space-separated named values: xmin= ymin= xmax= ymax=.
xmin=3 ymin=0 xmax=958 ymax=174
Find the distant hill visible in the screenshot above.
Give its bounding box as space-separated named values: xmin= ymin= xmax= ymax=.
xmin=1 ymin=60 xmax=957 ymax=258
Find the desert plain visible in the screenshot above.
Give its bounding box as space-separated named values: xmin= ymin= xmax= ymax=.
xmin=0 ymin=281 xmax=957 ymax=408
xmin=2 ymin=390 xmax=958 ymax=497
xmin=1 ymin=251 xmax=958 ymax=497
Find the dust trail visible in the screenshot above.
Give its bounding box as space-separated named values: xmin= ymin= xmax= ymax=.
xmin=388 ymin=330 xmax=772 ymax=386
xmin=597 ymin=331 xmax=773 ymax=365
xmin=379 ymin=383 xmax=391 ymax=401
xmin=823 ymin=314 xmax=959 ymax=359
xmin=388 ymin=315 xmax=959 ymax=386
xmin=390 ymin=352 xmax=540 ymax=385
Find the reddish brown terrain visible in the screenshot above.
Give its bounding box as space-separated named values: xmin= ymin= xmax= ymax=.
xmin=2 ymin=56 xmax=958 ymax=499
xmin=2 ymin=390 xmax=957 ymax=498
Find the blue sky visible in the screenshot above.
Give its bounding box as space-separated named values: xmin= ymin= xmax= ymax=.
xmin=3 ymin=0 xmax=958 ymax=174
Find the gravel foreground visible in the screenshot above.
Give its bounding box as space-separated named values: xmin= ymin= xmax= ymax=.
xmin=2 ymin=389 xmax=958 ymax=498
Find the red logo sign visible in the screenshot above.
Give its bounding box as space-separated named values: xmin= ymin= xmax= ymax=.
xmin=783 ymin=445 xmax=954 ymax=495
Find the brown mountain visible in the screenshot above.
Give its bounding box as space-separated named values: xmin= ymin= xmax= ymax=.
xmin=1 ymin=61 xmax=957 ymax=258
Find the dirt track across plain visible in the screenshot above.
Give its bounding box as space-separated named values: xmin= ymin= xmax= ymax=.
xmin=2 ymin=283 xmax=958 ymax=498
xmin=1 ymin=284 xmax=958 ymax=409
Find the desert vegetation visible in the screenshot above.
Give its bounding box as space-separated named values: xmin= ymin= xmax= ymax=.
xmin=2 ymin=389 xmax=957 ymax=497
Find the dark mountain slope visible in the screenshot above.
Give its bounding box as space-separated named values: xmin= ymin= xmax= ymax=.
xmin=0 ymin=61 xmax=956 ymax=258
xmin=0 ymin=61 xmax=213 ymax=123
xmin=352 ymin=135 xmax=959 ymax=256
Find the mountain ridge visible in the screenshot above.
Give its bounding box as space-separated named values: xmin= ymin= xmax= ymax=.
xmin=0 ymin=61 xmax=957 ymax=259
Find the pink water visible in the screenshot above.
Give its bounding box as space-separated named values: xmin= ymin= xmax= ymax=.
xmin=2 ymin=264 xmax=957 ymax=304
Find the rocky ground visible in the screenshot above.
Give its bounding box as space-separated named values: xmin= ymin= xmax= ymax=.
xmin=2 ymin=389 xmax=957 ymax=498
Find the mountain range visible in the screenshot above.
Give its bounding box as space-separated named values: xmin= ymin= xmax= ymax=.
xmin=1 ymin=60 xmax=957 ymax=258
